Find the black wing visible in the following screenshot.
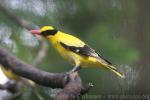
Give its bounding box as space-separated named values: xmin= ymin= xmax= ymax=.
xmin=60 ymin=42 xmax=112 ymax=65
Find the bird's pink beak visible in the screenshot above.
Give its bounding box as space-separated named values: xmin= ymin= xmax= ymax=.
xmin=30 ymin=29 xmax=41 ymax=35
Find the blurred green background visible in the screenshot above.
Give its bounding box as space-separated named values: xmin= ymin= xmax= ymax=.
xmin=0 ymin=0 xmax=150 ymax=100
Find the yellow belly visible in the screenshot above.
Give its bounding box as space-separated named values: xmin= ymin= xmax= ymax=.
xmin=55 ymin=43 xmax=100 ymax=68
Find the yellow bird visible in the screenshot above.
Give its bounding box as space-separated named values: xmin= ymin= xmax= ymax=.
xmin=30 ymin=26 xmax=125 ymax=78
xmin=0 ymin=66 xmax=20 ymax=81
xmin=0 ymin=65 xmax=35 ymax=85
xmin=0 ymin=65 xmax=43 ymax=100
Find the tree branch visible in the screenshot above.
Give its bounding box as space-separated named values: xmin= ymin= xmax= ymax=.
xmin=0 ymin=48 xmax=67 ymax=88
xmin=0 ymin=48 xmax=91 ymax=99
xmin=55 ymin=72 xmax=81 ymax=100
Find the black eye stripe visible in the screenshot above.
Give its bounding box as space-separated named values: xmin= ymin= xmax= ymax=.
xmin=41 ymin=29 xmax=58 ymax=36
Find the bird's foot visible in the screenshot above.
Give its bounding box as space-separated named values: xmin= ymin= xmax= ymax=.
xmin=69 ymin=66 xmax=81 ymax=74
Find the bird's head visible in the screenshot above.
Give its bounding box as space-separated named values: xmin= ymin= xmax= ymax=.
xmin=30 ymin=26 xmax=58 ymax=37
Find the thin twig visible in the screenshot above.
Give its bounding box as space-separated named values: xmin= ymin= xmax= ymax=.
xmin=32 ymin=40 xmax=48 ymax=66
xmin=0 ymin=2 xmax=48 ymax=66
xmin=0 ymin=2 xmax=32 ymax=30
